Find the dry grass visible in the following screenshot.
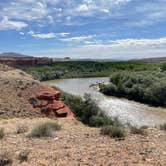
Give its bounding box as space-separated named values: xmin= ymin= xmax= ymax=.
xmin=29 ymin=121 xmax=61 ymax=138
xmin=0 ymin=127 xmax=4 ymax=139
xmin=0 ymin=118 xmax=166 ymax=165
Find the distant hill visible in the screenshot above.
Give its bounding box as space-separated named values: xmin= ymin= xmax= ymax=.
xmin=0 ymin=52 xmax=32 ymax=58
xmin=0 ymin=52 xmax=52 ymax=67
xmin=131 ymin=57 xmax=166 ymax=63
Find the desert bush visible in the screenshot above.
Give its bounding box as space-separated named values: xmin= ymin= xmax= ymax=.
xmin=101 ymin=125 xmax=125 ymax=138
xmin=17 ymin=150 xmax=30 ymax=163
xmin=29 ymin=122 xmax=61 ymax=138
xmin=0 ymin=150 xmax=12 ymax=166
xmin=25 ymin=61 xmax=158 ymax=81
xmin=16 ymin=124 xmax=28 ymax=134
xmin=60 ymin=91 xmax=121 ymax=127
xmin=42 ymin=121 xmax=61 ymax=130
xmin=130 ymin=126 xmax=146 ymax=135
xmin=0 ymin=127 xmax=4 ymax=139
xmin=160 ymin=123 xmax=166 ymax=131
xmin=160 ymin=63 xmax=166 ymax=71
xmin=100 ymin=72 xmax=166 ymax=107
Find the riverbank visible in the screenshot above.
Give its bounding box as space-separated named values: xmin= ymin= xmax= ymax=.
xmin=99 ymin=71 xmax=166 ymax=107
xmin=1 ymin=118 xmax=166 ymax=165
xmin=44 ymin=77 xmax=166 ymax=127
xmin=24 ymin=61 xmax=159 ymax=81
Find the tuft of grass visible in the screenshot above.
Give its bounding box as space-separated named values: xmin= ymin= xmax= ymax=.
xmin=0 ymin=128 xmax=5 ymax=139
xmin=17 ymin=150 xmax=30 ymax=163
xmin=29 ymin=121 xmax=61 ymax=138
xmin=130 ymin=126 xmax=146 ymax=135
xmin=0 ymin=150 xmax=12 ymax=166
xmin=160 ymin=123 xmax=166 ymax=131
xmin=16 ymin=124 xmax=28 ymax=134
xmin=101 ymin=125 xmax=125 ymax=138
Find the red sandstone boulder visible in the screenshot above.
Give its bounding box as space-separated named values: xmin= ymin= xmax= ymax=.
xmin=40 ymin=100 xmax=48 ymax=107
xmin=29 ymin=85 xmax=75 ymax=119
xmin=37 ymin=92 xmax=54 ymax=100
xmin=47 ymin=100 xmax=64 ymax=111
xmin=56 ymin=109 xmax=68 ymax=117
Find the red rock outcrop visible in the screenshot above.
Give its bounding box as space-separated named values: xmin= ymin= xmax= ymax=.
xmin=29 ymin=85 xmax=75 ymax=119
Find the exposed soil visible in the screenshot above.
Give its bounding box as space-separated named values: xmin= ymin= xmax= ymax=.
xmin=0 ymin=118 xmax=166 ymax=166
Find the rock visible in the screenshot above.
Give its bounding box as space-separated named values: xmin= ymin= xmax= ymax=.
xmin=48 ymin=101 xmax=65 ymax=111
xmin=29 ymin=85 xmax=75 ymax=119
xmin=37 ymin=93 xmax=54 ymax=100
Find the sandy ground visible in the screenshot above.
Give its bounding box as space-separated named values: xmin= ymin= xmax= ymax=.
xmin=0 ymin=118 xmax=166 ymax=166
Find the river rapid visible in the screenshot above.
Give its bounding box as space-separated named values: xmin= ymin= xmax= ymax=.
xmin=45 ymin=77 xmax=166 ymax=127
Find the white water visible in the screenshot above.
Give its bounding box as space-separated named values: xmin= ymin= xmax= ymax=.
xmin=45 ymin=77 xmax=166 ymax=127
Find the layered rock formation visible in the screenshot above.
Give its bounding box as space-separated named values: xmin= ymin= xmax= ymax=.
xmin=30 ymin=85 xmax=74 ymax=119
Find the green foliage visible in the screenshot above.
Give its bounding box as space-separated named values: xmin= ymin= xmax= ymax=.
xmin=24 ymin=61 xmax=158 ymax=81
xmin=101 ymin=125 xmax=125 ymax=138
xmin=160 ymin=63 xmax=166 ymax=71
xmin=60 ymin=90 xmax=120 ymax=127
xmin=160 ymin=123 xmax=166 ymax=131
xmin=100 ymin=71 xmax=166 ymax=106
xmin=29 ymin=122 xmax=61 ymax=138
xmin=0 ymin=127 xmax=4 ymax=139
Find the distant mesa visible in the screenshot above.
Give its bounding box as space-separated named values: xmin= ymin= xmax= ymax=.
xmin=0 ymin=52 xmax=52 ymax=67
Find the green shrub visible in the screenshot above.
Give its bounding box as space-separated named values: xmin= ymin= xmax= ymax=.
xmin=100 ymin=72 xmax=166 ymax=107
xmin=0 ymin=128 xmax=4 ymax=139
xmin=160 ymin=63 xmax=166 ymax=71
xmin=160 ymin=123 xmax=166 ymax=131
xmin=0 ymin=150 xmax=12 ymax=166
xmin=60 ymin=91 xmax=121 ymax=127
xmin=130 ymin=126 xmax=146 ymax=135
xmin=101 ymin=125 xmax=125 ymax=138
xmin=29 ymin=122 xmax=61 ymax=138
xmin=25 ymin=61 xmax=158 ymax=81
xmin=43 ymin=122 xmax=61 ymax=130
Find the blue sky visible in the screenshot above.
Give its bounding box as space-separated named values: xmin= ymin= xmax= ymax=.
xmin=0 ymin=0 xmax=166 ymax=59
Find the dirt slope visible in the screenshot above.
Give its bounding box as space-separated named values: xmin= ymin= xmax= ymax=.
xmin=0 ymin=65 xmax=74 ymax=119
xmin=0 ymin=118 xmax=166 ymax=166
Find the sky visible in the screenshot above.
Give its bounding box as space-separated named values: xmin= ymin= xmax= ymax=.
xmin=0 ymin=0 xmax=166 ymax=60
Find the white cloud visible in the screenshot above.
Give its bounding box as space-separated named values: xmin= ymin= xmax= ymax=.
xmin=1 ymin=0 xmax=165 ymax=30
xmin=0 ymin=0 xmax=133 ymax=29
xmin=0 ymin=17 xmax=27 ymax=30
xmin=61 ymin=35 xmax=95 ymax=42
xmin=0 ymin=0 xmax=48 ymax=22
xmin=47 ymin=15 xmax=54 ymax=24
xmin=28 ymin=31 xmax=56 ymax=39
xmin=19 ymin=32 xmax=25 ymax=35
xmin=34 ymin=37 xmax=166 ymax=59
xmin=58 ymin=32 xmax=70 ymax=37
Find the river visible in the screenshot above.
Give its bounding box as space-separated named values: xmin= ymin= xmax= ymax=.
xmin=44 ymin=77 xmax=166 ymax=127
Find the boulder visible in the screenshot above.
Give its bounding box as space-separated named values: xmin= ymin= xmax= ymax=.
xmin=47 ymin=100 xmax=65 ymax=111
xmin=29 ymin=85 xmax=75 ymax=119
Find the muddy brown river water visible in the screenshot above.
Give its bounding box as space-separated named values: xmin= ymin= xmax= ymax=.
xmin=45 ymin=77 xmax=166 ymax=127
